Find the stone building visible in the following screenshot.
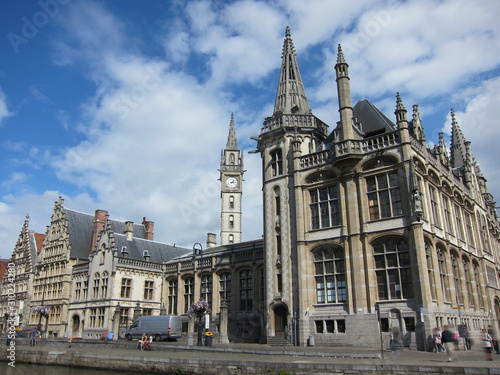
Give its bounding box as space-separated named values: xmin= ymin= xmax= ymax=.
xmin=28 ymin=197 xmax=168 ymax=338
xmin=68 ymin=216 xmax=189 ymax=339
xmin=0 ymin=214 xmax=43 ymax=331
xmin=248 ymin=27 xmax=500 ymax=349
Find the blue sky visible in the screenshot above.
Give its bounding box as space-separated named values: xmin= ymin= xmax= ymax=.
xmin=1 ymin=0 xmax=500 ymax=259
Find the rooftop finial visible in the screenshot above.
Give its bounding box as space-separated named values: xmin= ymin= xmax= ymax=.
xmin=451 ymin=108 xmax=457 ymax=124
xmin=337 ymin=44 xmax=346 ymax=64
xmin=285 ymin=26 xmax=291 ymax=38
xmin=396 ymin=92 xmax=405 ymax=111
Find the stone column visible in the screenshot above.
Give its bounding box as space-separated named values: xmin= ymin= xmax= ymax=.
xmin=187 ymin=316 xmax=194 ymax=346
xmin=133 ymin=302 xmax=141 ymax=322
xmin=218 ymin=300 xmax=229 ymax=344
xmin=112 ymin=304 xmax=121 ymax=340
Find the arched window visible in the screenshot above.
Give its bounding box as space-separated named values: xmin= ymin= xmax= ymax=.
xmin=463 ymin=257 xmax=474 ymax=308
xmin=92 ymin=273 xmax=100 ymax=299
xmin=229 ymin=196 xmax=234 ymax=209
xmin=366 ymin=172 xmax=402 ymax=220
xmin=425 ymin=243 xmax=437 ymax=300
xmin=201 ymin=275 xmax=212 ymax=308
xmin=239 ymin=270 xmax=253 ymax=311
xmin=313 ymin=247 xmax=346 ymax=303
xmin=473 ymin=261 xmax=484 ymax=308
xmin=374 ymin=238 xmax=413 ymax=300
xmin=219 ymin=272 xmax=232 ymax=312
xmin=184 ymin=277 xmax=194 ymax=313
xmin=229 ymin=234 xmax=234 ymax=243
xmin=437 ymin=247 xmax=450 ymax=302
xmin=309 ymin=186 xmax=339 ymax=229
xmin=270 ymin=149 xmax=283 ymax=176
xmin=101 ymin=271 xmax=108 ymax=298
xmin=451 ymin=253 xmax=462 ymax=305
xmin=229 ymin=215 xmax=234 ymax=229
xmin=167 ymin=279 xmax=178 ymax=315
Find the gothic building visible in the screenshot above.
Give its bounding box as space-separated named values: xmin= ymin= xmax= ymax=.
xmin=0 ymin=214 xmax=43 ymax=331
xmin=249 ymin=27 xmax=500 ymax=349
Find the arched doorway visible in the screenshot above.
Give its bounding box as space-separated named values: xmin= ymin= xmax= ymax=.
xmin=273 ymin=304 xmax=288 ymax=337
xmin=71 ymin=314 xmax=80 ymax=336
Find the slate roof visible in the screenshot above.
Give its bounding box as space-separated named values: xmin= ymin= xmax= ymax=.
xmin=352 ymin=99 xmax=397 ymax=135
xmin=64 ymin=208 xmax=148 ymax=260
xmin=114 ymin=233 xmax=190 ymax=263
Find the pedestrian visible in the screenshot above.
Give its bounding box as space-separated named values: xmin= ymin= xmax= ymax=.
xmin=433 ymin=327 xmax=445 ymax=353
xmin=441 ymin=325 xmax=454 ymax=362
xmin=30 ymin=328 xmax=38 ymax=346
xmin=482 ymin=329 xmax=494 ymax=361
xmin=487 ymin=325 xmax=499 ymax=354
xmin=139 ymin=332 xmax=147 ymax=350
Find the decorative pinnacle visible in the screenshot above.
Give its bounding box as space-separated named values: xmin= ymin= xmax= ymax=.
xmin=451 ymin=108 xmax=457 ymax=124
xmin=285 ymin=25 xmax=291 ymax=38
xmin=336 ymin=44 xmax=346 ymax=64
xmin=396 ymin=92 xmax=405 ymax=111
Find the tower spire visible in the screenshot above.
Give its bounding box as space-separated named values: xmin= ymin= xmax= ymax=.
xmin=273 ymin=26 xmax=311 ymax=115
xmin=226 ymin=112 xmax=238 ymax=150
xmin=335 ymin=44 xmax=355 ymax=140
xmin=450 ymin=108 xmax=467 ymax=169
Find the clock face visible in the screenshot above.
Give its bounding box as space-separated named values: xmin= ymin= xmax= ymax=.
xmin=226 ymin=177 xmax=238 ymax=188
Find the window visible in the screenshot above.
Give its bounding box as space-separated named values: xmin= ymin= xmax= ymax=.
xmin=404 ymin=317 xmax=415 ymax=332
xmin=229 ymin=234 xmax=234 ymax=243
xmin=315 ymin=320 xmax=324 ymax=333
xmin=229 ymin=215 xmax=234 ymax=229
xmin=92 ymin=273 xmax=100 ymax=299
xmin=464 ymin=212 xmax=475 ymax=248
xmin=455 ymin=205 xmax=465 ymax=241
xmin=219 ymin=272 xmax=231 ymax=312
xmin=121 ymin=278 xmax=132 ymax=298
xmin=229 ymin=196 xmax=234 ymax=209
xmin=473 ymin=262 xmax=484 ymax=308
xmin=168 ymin=279 xmax=178 ymax=315
xmin=83 ymin=281 xmax=88 ymax=300
xmin=310 ymin=186 xmax=339 ymax=229
xmin=184 ymin=277 xmax=194 ymax=313
xmin=443 ymin=196 xmax=453 ymax=234
xmin=374 ymin=238 xmax=413 ymax=300
xmin=120 ymin=308 xmax=130 ymax=329
xmin=101 ymin=272 xmax=108 ymax=298
xmin=75 ymin=281 xmax=82 ymax=301
xmin=239 ymin=270 xmax=253 ymax=311
xmin=144 ymin=280 xmax=154 ymax=300
xmin=425 ymin=243 xmax=437 ymax=300
xmin=479 ymin=215 xmax=490 ymax=253
xmin=367 ymin=172 xmax=402 ymax=220
xmin=89 ymin=308 xmax=97 ymax=328
xmin=451 ymin=254 xmax=462 ymax=305
xmin=437 ymin=248 xmax=450 ymax=302
xmin=98 ymin=308 xmax=105 ymax=327
xmin=463 ymin=258 xmax=474 ymax=308
xmin=270 ymin=149 xmax=283 ymax=176
xmin=429 ymin=186 xmax=441 ymax=228
xmin=314 ymin=247 xmax=346 ymax=304
xmin=487 ymin=267 xmax=498 ymax=288
xmin=201 ymin=275 xmax=212 ymax=308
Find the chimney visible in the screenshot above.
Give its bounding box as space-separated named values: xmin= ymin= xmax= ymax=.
xmin=207 ymin=233 xmax=217 ymax=248
xmin=142 ymin=217 xmax=154 ymax=241
xmin=124 ymin=221 xmax=134 ymax=241
xmin=91 ymin=210 xmax=108 ymax=253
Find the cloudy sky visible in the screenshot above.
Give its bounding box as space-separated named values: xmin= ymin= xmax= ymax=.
xmin=1 ymin=0 xmax=500 ymax=259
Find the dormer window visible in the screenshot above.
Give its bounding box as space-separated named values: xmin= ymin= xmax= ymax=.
xmin=143 ymin=250 xmax=150 ymax=261
xmin=121 ymin=246 xmax=129 ymax=258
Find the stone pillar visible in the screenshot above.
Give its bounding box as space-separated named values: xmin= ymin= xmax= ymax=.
xmin=133 ymin=302 xmax=141 ymax=322
xmin=112 ymin=304 xmax=121 ymax=340
xmin=218 ymin=300 xmax=229 ymax=344
xmin=187 ymin=317 xmax=194 ymax=346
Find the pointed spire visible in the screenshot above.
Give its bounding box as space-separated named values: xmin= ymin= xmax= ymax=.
xmin=273 ymin=26 xmax=311 ymax=115
xmin=411 ymin=104 xmax=426 ymax=143
xmin=450 ymin=108 xmax=467 ymax=169
xmin=226 ymin=112 xmax=239 ymax=150
xmin=336 ymin=44 xmax=346 ymax=64
xmin=395 ymin=92 xmax=407 ymax=125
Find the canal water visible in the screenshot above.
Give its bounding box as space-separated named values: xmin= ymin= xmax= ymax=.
xmin=4 ymin=362 xmax=145 ymax=375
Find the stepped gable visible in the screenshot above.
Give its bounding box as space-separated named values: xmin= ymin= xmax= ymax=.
xmin=113 ymin=233 xmax=190 ymax=263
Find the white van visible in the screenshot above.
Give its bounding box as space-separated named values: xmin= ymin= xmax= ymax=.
xmin=125 ymin=315 xmax=182 ymax=341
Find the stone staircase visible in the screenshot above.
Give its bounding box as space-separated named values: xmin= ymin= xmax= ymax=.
xmin=267 ymin=336 xmax=291 ymax=346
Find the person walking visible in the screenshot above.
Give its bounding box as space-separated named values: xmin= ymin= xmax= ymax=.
xmin=482 ymin=329 xmax=494 ymax=361
xmin=441 ymin=326 xmax=454 ymax=362
xmin=30 ymin=328 xmax=38 ymax=346
xmin=433 ymin=327 xmax=445 ymax=353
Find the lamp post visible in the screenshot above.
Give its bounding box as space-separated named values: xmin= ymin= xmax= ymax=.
xmin=193 ymin=242 xmax=203 ymax=346
xmin=36 ymin=265 xmax=47 ymax=335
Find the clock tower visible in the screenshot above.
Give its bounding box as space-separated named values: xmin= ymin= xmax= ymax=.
xmin=219 ymin=113 xmax=244 ymax=245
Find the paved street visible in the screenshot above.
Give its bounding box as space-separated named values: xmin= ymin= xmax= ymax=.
xmin=5 ymin=337 xmax=500 ymax=374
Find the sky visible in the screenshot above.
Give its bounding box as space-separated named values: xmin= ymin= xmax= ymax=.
xmin=1 ymin=0 xmax=500 ymax=259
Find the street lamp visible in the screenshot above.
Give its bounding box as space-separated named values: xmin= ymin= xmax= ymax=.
xmin=193 ymin=242 xmax=203 ymax=346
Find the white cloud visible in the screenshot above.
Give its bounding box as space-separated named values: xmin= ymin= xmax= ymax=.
xmin=0 ymin=88 xmax=12 ymax=125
